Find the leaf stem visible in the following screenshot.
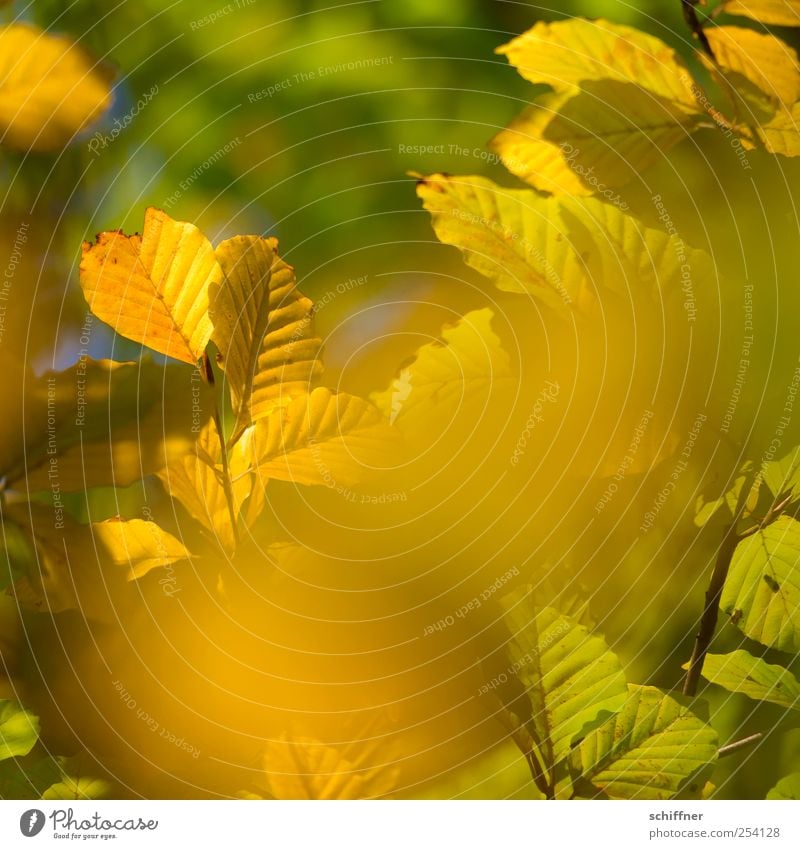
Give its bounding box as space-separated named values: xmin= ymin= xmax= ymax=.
xmin=200 ymin=354 xmax=240 ymax=548
xmin=682 ymin=471 xmax=755 ymax=697
xmin=718 ymin=732 xmax=763 ymax=759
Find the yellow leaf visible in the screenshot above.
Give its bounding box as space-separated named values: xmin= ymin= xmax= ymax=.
xmin=757 ymin=100 xmax=800 ymax=155
xmin=371 ymin=308 xmax=512 ymax=443
xmin=704 ymin=27 xmax=800 ymax=106
xmin=415 ymin=173 xmax=588 ymax=311
xmin=4 ymin=505 xmax=188 ymax=619
xmin=210 ymin=235 xmax=322 ymax=435
xmin=80 ymin=208 xmax=221 ymax=365
xmin=415 ymin=173 xmax=713 ymax=315
xmin=157 ymin=417 xmax=253 ymax=554
xmin=721 ymin=0 xmax=800 ymax=26
xmin=497 ymin=18 xmax=699 ymax=112
xmin=490 ymin=82 xmax=703 ymax=195
xmin=492 ymin=19 xmax=706 ymax=194
xmin=0 ymin=24 xmax=111 ymax=152
xmin=251 ymin=387 xmax=397 ymax=487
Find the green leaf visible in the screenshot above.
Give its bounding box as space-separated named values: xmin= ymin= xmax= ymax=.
xmin=499 ymin=591 xmax=629 ymax=770
xmin=415 ymin=173 xmax=711 ymax=315
xmin=767 ymin=772 xmax=800 ymax=800
xmin=41 ymin=755 xmax=115 ymax=800
xmin=568 ymin=685 xmax=718 ymax=800
xmin=0 ymin=700 xmax=39 ymax=761
xmin=762 ymin=446 xmax=800 ymax=502
xmin=699 ymin=651 xmax=800 ymax=710
xmin=721 ymin=515 xmax=800 ymax=652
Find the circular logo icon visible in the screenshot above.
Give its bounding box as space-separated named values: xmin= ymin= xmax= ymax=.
xmin=19 ymin=810 xmax=46 ymax=837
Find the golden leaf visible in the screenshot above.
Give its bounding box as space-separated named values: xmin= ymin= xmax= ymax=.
xmin=211 ymin=235 xmax=322 ymax=436
xmin=251 ymin=387 xmax=397 ymax=487
xmin=0 ymin=24 xmax=111 ymax=152
xmin=80 ymin=208 xmax=221 ymax=365
xmin=497 ymin=18 xmax=699 ymax=112
xmin=721 ymin=0 xmax=800 ymax=26
xmin=704 ymin=27 xmax=800 ymax=106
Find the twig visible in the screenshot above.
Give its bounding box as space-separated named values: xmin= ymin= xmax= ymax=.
xmin=718 ymin=732 xmax=763 ymax=759
xmin=683 ymin=470 xmax=755 ymax=696
xmin=200 ymin=353 xmax=240 ymax=548
xmin=681 ymin=0 xmax=715 ymax=60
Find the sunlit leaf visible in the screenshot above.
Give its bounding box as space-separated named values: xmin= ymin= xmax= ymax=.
xmin=0 ymin=700 xmax=39 ymax=761
xmin=721 ymin=515 xmax=800 ymax=652
xmin=497 ymin=18 xmax=699 ymax=110
xmin=211 ymin=235 xmax=322 ymax=437
xmin=721 ymin=1 xmax=800 ymax=27
xmin=697 ymin=650 xmax=800 ymax=709
xmin=499 ymin=590 xmax=629 ymax=770
xmin=5 ymin=504 xmax=189 ymax=618
xmin=371 ymin=308 xmax=512 ymax=440
xmin=415 ymin=173 xmax=712 ymax=313
xmin=569 ymin=685 xmax=718 ymax=799
xmin=80 ymin=208 xmax=221 ymax=365
xmin=0 ymin=24 xmax=112 ymax=152
xmin=492 ymin=18 xmax=704 ymax=194
xmin=767 ymin=772 xmax=800 ymax=799
xmin=251 ymin=387 xmax=397 ymax=487
xmin=757 ymin=101 xmax=800 ymax=156
xmin=704 ymin=27 xmax=800 ymax=106
xmin=157 ymin=417 xmax=253 ymax=554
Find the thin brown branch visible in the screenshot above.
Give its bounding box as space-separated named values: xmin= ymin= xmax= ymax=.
xmin=718 ymin=732 xmax=763 ymax=759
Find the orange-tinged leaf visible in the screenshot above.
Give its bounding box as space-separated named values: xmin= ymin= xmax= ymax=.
xmin=721 ymin=0 xmax=800 ymax=26
xmin=210 ymin=235 xmax=322 ymax=436
xmin=0 ymin=24 xmax=111 ymax=152
xmin=80 ymin=208 xmax=221 ymax=365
